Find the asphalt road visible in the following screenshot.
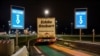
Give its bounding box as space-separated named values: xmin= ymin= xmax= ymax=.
xmin=29 ymin=46 xmax=44 ymax=56
xmin=29 ymin=45 xmax=72 ymax=56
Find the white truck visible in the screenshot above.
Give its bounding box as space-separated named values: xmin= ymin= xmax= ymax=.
xmin=37 ymin=17 xmax=56 ymax=43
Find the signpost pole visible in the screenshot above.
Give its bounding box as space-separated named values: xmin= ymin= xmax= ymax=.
xmin=80 ymin=29 xmax=82 ymax=41
xmin=16 ymin=29 xmax=19 ymax=51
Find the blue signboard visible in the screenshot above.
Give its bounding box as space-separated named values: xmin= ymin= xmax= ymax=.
xmin=11 ymin=6 xmax=24 ymax=29
xmin=75 ymin=8 xmax=87 ymax=29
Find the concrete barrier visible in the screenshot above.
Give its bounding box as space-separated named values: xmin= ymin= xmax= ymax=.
xmin=11 ymin=46 xmax=29 ymax=56
xmin=0 ymin=39 xmax=14 ymax=56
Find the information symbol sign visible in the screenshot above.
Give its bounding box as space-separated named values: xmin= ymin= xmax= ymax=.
xmin=75 ymin=8 xmax=87 ymax=29
xmin=11 ymin=6 xmax=24 ymax=29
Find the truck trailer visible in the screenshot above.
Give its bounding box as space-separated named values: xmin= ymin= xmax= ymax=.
xmin=37 ymin=17 xmax=56 ymax=43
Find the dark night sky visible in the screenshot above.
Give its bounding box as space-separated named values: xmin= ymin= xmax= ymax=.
xmin=0 ymin=0 xmax=100 ymax=34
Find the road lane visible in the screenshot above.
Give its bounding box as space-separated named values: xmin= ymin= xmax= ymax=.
xmin=38 ymin=45 xmax=68 ymax=56
xmin=50 ymin=44 xmax=92 ymax=56
xmin=29 ymin=46 xmax=45 ymax=56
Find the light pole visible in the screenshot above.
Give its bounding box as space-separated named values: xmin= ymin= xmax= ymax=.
xmin=71 ymin=22 xmax=73 ymax=35
xmin=8 ymin=20 xmax=11 ymax=34
xmin=3 ymin=25 xmax=5 ymax=30
xmin=56 ymin=20 xmax=58 ymax=34
xmin=24 ymin=28 xmax=29 ymax=49
xmin=92 ymin=29 xmax=95 ymax=43
xmin=29 ymin=25 xmax=32 ymax=32
xmin=65 ymin=27 xmax=67 ymax=34
xmin=44 ymin=9 xmax=49 ymax=17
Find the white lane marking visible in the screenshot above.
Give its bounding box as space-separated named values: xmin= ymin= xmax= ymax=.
xmin=33 ymin=46 xmax=45 ymax=56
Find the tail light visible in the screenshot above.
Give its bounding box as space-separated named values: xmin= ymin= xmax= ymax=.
xmin=51 ymin=39 xmax=56 ymax=42
xmin=37 ymin=39 xmax=42 ymax=42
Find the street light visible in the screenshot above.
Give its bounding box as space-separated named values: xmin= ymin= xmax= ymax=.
xmin=65 ymin=27 xmax=67 ymax=34
xmin=29 ymin=25 xmax=32 ymax=30
xmin=44 ymin=9 xmax=49 ymax=17
xmin=29 ymin=25 xmax=32 ymax=34
xmin=3 ymin=25 xmax=5 ymax=30
xmin=56 ymin=20 xmax=58 ymax=27
xmin=92 ymin=29 xmax=95 ymax=43
xmin=71 ymin=22 xmax=73 ymax=35
xmin=56 ymin=20 xmax=58 ymax=34
xmin=8 ymin=20 xmax=11 ymax=34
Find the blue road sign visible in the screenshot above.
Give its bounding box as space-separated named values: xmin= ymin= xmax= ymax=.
xmin=75 ymin=9 xmax=87 ymax=29
xmin=11 ymin=7 xmax=24 ymax=29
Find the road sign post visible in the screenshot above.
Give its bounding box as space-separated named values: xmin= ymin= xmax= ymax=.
xmin=80 ymin=29 xmax=82 ymax=41
xmin=11 ymin=5 xmax=25 ymax=50
xmin=75 ymin=8 xmax=87 ymax=41
xmin=15 ymin=29 xmax=19 ymax=50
